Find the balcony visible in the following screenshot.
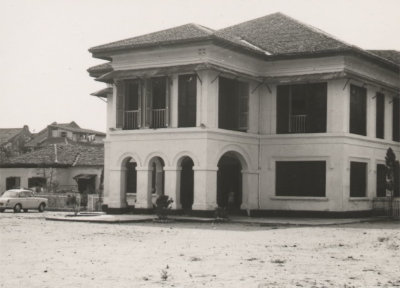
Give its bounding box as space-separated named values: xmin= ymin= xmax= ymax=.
xmin=151 ymin=108 xmax=167 ymax=128
xmin=289 ymin=114 xmax=307 ymax=133
xmin=124 ymin=110 xmax=140 ymax=130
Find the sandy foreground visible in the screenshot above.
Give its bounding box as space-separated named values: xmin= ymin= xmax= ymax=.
xmin=0 ymin=212 xmax=399 ymax=288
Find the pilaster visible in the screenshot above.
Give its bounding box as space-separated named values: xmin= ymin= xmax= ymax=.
xmin=192 ymin=167 xmax=218 ymax=210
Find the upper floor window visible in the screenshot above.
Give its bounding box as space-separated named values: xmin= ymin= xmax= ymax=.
xmin=393 ymin=97 xmax=400 ymax=142
xmin=376 ymin=92 xmax=385 ymax=139
xmin=116 ymin=77 xmax=170 ymax=130
xmin=277 ymin=83 xmax=327 ymax=134
xmin=218 ymin=77 xmax=249 ymax=132
xmin=349 ymin=84 xmax=367 ymax=136
xmin=178 ymin=74 xmax=197 ymax=127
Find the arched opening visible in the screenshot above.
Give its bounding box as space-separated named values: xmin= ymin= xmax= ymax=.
xmin=122 ymin=157 xmax=137 ymax=207
xmin=149 ymin=157 xmax=165 ymax=196
xmin=179 ymin=157 xmax=194 ymax=211
xmin=217 ymin=152 xmax=243 ymax=211
xmin=126 ymin=160 xmax=137 ymax=194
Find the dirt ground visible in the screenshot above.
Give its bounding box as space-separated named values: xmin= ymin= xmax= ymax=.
xmin=0 ymin=212 xmax=399 ymax=288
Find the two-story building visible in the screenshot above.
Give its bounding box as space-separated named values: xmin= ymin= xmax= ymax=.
xmin=25 ymin=121 xmax=105 ymax=150
xmin=88 ymin=13 xmax=400 ymax=215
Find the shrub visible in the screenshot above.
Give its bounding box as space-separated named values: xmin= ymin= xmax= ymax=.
xmin=214 ymin=207 xmax=228 ymax=219
xmin=155 ymin=195 xmax=173 ymax=220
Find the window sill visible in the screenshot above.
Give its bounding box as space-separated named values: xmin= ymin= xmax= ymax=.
xmin=270 ymin=196 xmax=328 ymax=201
xmin=348 ymin=197 xmax=370 ymax=201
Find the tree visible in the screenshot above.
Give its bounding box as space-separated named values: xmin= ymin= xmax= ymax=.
xmin=385 ymin=147 xmax=398 ymax=217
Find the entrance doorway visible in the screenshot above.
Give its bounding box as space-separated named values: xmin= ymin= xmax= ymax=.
xmin=217 ymin=153 xmax=242 ymax=211
xmin=149 ymin=157 xmax=165 ymax=196
xmin=179 ymin=157 xmax=194 ymax=211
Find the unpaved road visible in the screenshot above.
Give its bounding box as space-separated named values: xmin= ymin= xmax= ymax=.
xmin=0 ymin=212 xmax=399 ymax=287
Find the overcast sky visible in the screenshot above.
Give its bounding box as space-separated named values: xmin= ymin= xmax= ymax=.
xmin=1 ymin=0 xmax=399 ymax=133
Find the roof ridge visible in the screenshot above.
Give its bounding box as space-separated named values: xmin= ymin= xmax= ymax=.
xmin=191 ymin=23 xmax=214 ymax=34
xmin=89 ymin=23 xmax=211 ymax=52
xmin=280 ymin=13 xmax=354 ymax=49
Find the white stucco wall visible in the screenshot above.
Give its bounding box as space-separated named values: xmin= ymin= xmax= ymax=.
xmin=101 ymin=44 xmax=400 ymax=213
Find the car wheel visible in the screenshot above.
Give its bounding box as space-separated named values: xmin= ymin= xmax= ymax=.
xmin=23 ymin=209 xmax=28 ymax=213
xmin=14 ymin=204 xmax=22 ymax=213
xmin=38 ymin=203 xmax=46 ymax=213
xmin=0 ymin=209 xmax=5 ymax=213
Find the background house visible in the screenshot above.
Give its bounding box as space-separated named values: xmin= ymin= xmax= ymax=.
xmin=25 ymin=121 xmax=105 ymax=150
xmin=0 ymin=143 xmax=104 ymax=207
xmin=0 ymin=125 xmax=32 ymax=161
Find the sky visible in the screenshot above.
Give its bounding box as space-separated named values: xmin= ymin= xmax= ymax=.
xmin=0 ymin=0 xmax=399 ymax=133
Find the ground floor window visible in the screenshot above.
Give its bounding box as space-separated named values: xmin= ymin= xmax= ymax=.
xmin=6 ymin=177 xmax=21 ymax=190
xmin=376 ymin=164 xmax=386 ymax=197
xmin=350 ymin=162 xmax=367 ymax=197
xmin=275 ymin=161 xmax=326 ymax=197
xmin=28 ymin=177 xmax=47 ymax=192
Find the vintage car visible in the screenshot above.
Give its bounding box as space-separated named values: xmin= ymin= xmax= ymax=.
xmin=0 ymin=189 xmax=48 ymax=213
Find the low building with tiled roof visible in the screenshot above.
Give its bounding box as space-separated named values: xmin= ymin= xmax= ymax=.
xmin=0 ymin=125 xmax=32 ymax=161
xmin=25 ymin=121 xmax=105 ymax=150
xmin=88 ymin=12 xmax=400 ymax=216
xmin=0 ymin=143 xmax=104 ymax=199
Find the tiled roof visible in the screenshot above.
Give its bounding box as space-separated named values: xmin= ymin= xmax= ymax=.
xmin=368 ymin=50 xmax=400 ymax=65
xmin=89 ymin=13 xmax=399 ymax=69
xmin=0 ymin=128 xmax=23 ymax=145
xmin=26 ymin=122 xmax=105 ymax=148
xmin=48 ymin=124 xmax=105 ymax=136
xmin=1 ymin=144 xmax=104 ymax=167
xmin=215 ymin=13 xmax=351 ymax=56
xmin=90 ymin=87 xmax=113 ymax=98
xmin=87 ymin=62 xmax=113 ymax=77
xmin=25 ymin=125 xmax=52 ymax=147
xmin=89 ymin=23 xmax=214 ymax=53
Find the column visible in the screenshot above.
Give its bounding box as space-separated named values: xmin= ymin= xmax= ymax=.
xmin=199 ymin=71 xmax=219 ymax=128
xmin=327 ymin=79 xmax=348 ymax=133
xmin=107 ymin=168 xmax=127 ymax=208
xmin=385 ymin=94 xmax=393 ymax=141
xmin=367 ymin=88 xmax=375 ymax=137
xmin=170 ymin=75 xmax=179 ymax=128
xmin=248 ymin=81 xmax=259 ymax=134
xmin=241 ymin=170 xmax=260 ymax=210
xmin=135 ymin=167 xmax=152 ymax=209
xmin=192 ymin=167 xmax=218 ymax=210
xmin=164 ymin=167 xmax=182 ymax=209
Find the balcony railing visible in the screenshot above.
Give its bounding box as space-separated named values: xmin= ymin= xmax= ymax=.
xmin=151 ymin=108 xmax=167 ymax=128
xmin=289 ymin=114 xmax=307 ymax=133
xmin=124 ymin=110 xmax=140 ymax=130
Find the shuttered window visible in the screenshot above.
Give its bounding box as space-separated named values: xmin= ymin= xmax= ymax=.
xmin=275 ymin=161 xmax=326 ymax=197
xmin=178 ymin=74 xmax=197 ymax=127
xmin=238 ymin=82 xmax=249 ymax=131
xmin=349 ymin=85 xmax=367 ymax=136
xmin=350 ymin=162 xmax=367 ymax=197
xmin=276 ymin=83 xmax=327 ymax=134
xmin=393 ymin=97 xmax=400 ymax=142
xmin=218 ymin=77 xmax=249 ymax=132
xmin=376 ymin=92 xmax=385 ymax=139
xmin=115 ymin=81 xmax=125 ymax=128
xmin=376 ymin=164 xmax=386 ymax=197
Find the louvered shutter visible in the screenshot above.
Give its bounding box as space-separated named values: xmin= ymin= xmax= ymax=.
xmin=115 ymin=80 xmax=124 ymax=128
xmin=238 ymin=82 xmax=249 ymax=131
xmin=145 ymin=79 xmax=153 ymax=127
xmin=165 ymin=77 xmax=170 ymax=127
